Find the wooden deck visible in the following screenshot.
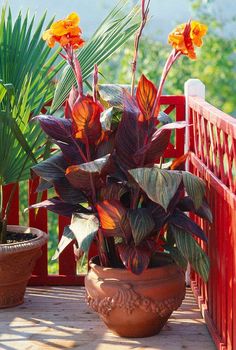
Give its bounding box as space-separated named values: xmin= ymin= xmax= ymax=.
xmin=0 ymin=287 xmax=216 ymax=350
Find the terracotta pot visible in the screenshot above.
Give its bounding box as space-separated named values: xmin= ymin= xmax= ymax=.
xmin=85 ymin=255 xmax=185 ymax=338
xmin=0 ymin=225 xmax=47 ymax=308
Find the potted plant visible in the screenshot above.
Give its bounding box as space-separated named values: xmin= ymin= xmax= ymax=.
xmin=0 ymin=5 xmax=61 ymax=307
xmin=0 ymin=2 xmax=140 ymax=309
xmin=30 ymin=0 xmax=210 ymax=337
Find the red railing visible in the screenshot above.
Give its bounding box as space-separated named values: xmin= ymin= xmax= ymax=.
xmin=3 ymin=86 xmax=235 ymax=350
xmin=3 ymin=95 xmax=186 ymax=285
xmin=187 ymin=94 xmax=236 ymax=350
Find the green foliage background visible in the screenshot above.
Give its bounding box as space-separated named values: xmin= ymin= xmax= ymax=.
xmin=100 ymin=0 xmax=236 ymax=116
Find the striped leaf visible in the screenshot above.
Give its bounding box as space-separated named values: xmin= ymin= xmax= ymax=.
xmin=69 ymin=213 xmax=99 ymax=253
xmin=183 ymin=171 xmax=206 ymax=209
xmin=52 ymin=226 xmax=75 ymax=260
xmin=129 ymin=168 xmax=183 ymax=211
xmin=96 ymin=199 xmax=131 ymax=239
xmin=128 ymin=208 xmax=155 ymax=246
xmin=171 ymin=225 xmax=210 ymax=282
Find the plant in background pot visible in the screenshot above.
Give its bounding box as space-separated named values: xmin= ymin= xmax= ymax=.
xmin=0 ymin=2 xmax=142 ymax=309
xmin=30 ymin=0 xmax=210 ymax=337
xmin=0 ymin=5 xmax=63 ymax=307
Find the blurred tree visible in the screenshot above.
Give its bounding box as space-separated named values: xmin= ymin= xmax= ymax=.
xmin=100 ymin=0 xmax=236 ymax=116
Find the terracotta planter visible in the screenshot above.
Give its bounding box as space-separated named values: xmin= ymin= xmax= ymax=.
xmin=0 ymin=225 xmax=47 ymax=308
xmin=85 ymin=255 xmax=185 ymax=337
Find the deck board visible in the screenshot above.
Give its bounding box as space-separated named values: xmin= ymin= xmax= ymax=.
xmin=0 ymin=287 xmax=215 ymax=350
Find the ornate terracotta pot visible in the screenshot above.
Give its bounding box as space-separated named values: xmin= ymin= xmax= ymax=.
xmin=0 ymin=225 xmax=47 ymax=308
xmin=85 ymin=255 xmax=186 ymax=338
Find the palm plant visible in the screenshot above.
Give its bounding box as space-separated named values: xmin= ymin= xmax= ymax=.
xmin=0 ymin=1 xmax=141 ymax=244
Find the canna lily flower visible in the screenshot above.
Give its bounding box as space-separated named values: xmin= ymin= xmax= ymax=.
xmin=168 ymin=20 xmax=207 ymax=59
xmin=42 ymin=12 xmax=85 ymax=49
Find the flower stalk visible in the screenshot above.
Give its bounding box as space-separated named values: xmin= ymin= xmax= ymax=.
xmin=130 ymin=0 xmax=150 ymax=96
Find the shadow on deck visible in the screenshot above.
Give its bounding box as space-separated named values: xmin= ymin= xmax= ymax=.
xmin=0 ymin=287 xmax=216 ymax=350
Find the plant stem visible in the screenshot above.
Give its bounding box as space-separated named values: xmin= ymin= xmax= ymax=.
xmin=65 ymin=47 xmax=84 ymax=98
xmin=152 ymin=50 xmax=182 ymax=118
xmin=84 ymin=137 xmax=96 ymax=205
xmin=130 ymin=0 xmax=150 ymax=96
xmin=93 ymin=64 xmax=98 ymax=102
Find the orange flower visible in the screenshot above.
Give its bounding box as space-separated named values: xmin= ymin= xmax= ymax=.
xmin=42 ymin=12 xmax=85 ymax=49
xmin=168 ymin=20 xmax=207 ymax=59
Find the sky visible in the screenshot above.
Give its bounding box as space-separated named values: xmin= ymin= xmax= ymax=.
xmin=0 ymin=0 xmax=235 ymax=40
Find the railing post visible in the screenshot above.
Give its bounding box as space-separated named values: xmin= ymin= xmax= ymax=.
xmin=184 ymin=79 xmax=205 ymax=286
xmin=184 ymin=79 xmax=205 ymax=155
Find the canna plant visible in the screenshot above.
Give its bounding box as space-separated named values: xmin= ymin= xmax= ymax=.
xmin=30 ymin=1 xmax=211 ymax=282
xmin=0 ymin=1 xmax=141 ymax=245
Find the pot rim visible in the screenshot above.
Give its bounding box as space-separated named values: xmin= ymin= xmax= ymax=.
xmin=88 ymin=254 xmax=183 ymax=281
xmin=0 ymin=225 xmax=48 ymax=256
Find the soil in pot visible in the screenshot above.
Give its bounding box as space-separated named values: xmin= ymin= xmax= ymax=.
xmin=85 ymin=254 xmax=186 ymax=338
xmin=5 ymin=231 xmax=37 ymax=244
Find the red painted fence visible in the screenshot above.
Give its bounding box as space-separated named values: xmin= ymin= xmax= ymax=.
xmin=187 ymin=92 xmax=236 ymax=350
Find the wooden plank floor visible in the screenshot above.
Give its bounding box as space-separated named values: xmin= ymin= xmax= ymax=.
xmin=0 ymin=287 xmax=215 ymax=350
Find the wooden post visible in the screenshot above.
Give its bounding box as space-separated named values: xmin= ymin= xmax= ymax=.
xmin=184 ymin=79 xmax=205 ymax=156
xmin=184 ymin=79 xmax=205 ymax=286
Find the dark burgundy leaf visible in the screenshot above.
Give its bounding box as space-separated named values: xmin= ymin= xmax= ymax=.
xmin=115 ymin=89 xmax=147 ymax=169
xmin=134 ymin=128 xmax=171 ymax=165
xmin=27 ymin=197 xmax=78 ymax=217
xmin=36 ymin=179 xmax=53 ymax=192
xmin=64 ymin=86 xmax=79 ymax=119
xmin=134 ymin=122 xmax=187 ymax=165
xmin=54 ymin=140 xmax=84 ymax=165
xmin=35 ymin=115 xmax=73 ymax=143
xmin=169 ymin=209 xmax=208 ymax=242
xmin=32 ymin=153 xmax=68 ymax=180
xmin=150 ymin=203 xmax=169 ymax=232
xmin=53 ymin=177 xmax=86 ymax=204
xmin=117 ymin=240 xmax=154 ymax=275
xmin=178 ymin=196 xmax=213 ymax=223
xmin=98 ymin=183 xmax=127 ymax=202
xmin=96 ymin=200 xmax=131 ymax=240
xmin=66 ymin=155 xmax=110 ymax=191
xmin=167 ymin=182 xmax=185 ymax=213
xmin=96 ymin=133 xmax=115 ymax=158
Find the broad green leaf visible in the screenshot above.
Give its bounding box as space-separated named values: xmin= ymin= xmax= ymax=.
xmin=171 ymin=225 xmax=210 ymax=282
xmin=52 ymin=226 xmax=75 ymax=260
xmin=183 ymin=171 xmax=206 ymax=209
xmin=129 ymin=168 xmax=183 ymax=211
xmin=69 ymin=212 xmax=99 ymax=253
xmin=128 ymin=208 xmax=155 ymax=246
xmin=165 ymin=245 xmax=188 ymax=270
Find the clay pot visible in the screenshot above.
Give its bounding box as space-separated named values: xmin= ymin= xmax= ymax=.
xmin=85 ymin=255 xmax=185 ymax=337
xmin=0 ymin=225 xmax=47 ymax=308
